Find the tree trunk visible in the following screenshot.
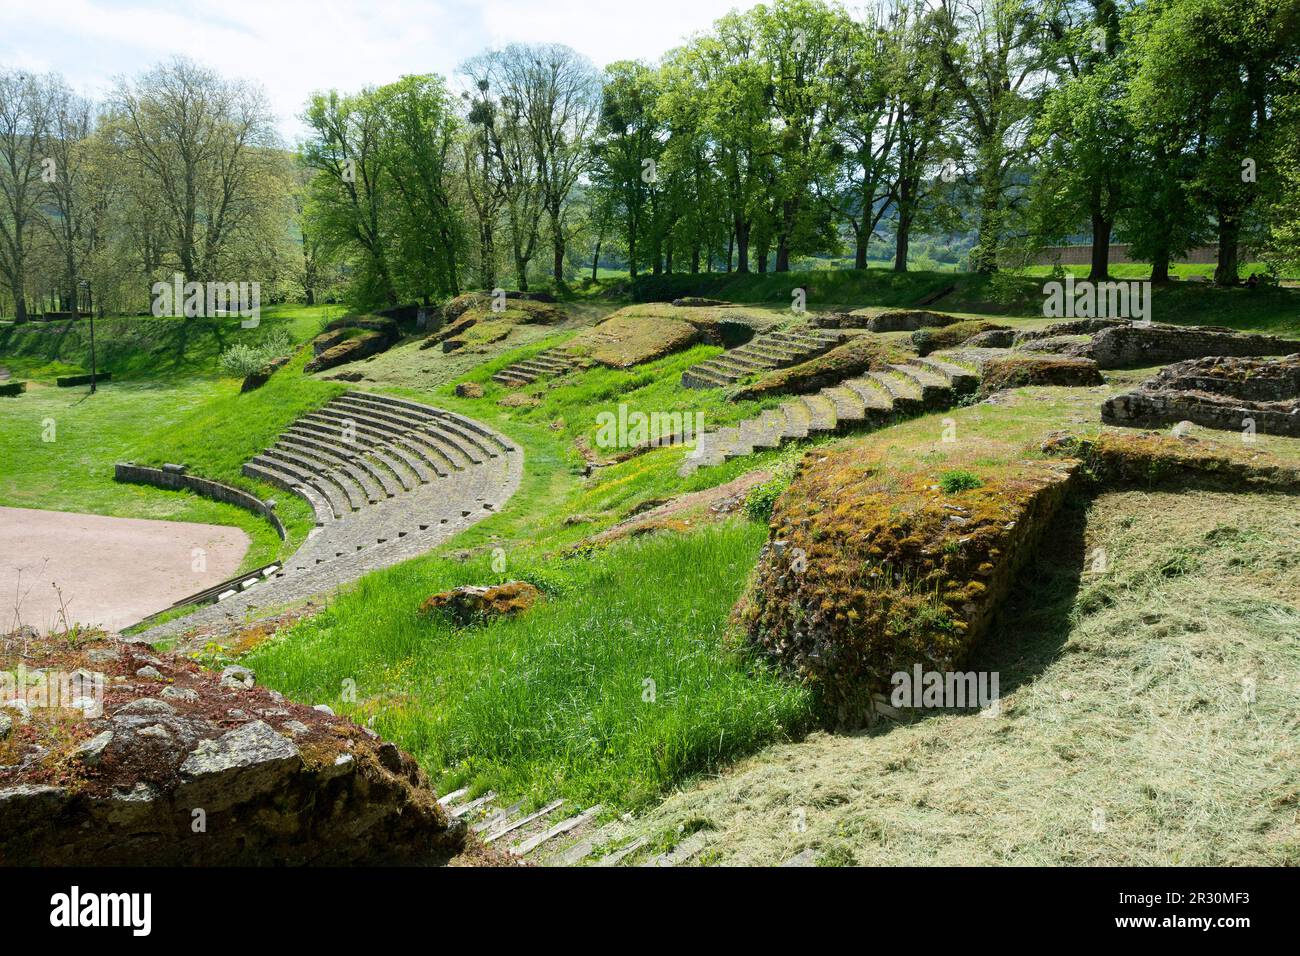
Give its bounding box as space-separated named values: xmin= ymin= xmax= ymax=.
xmin=1088 ymin=212 xmax=1112 ymax=282
xmin=306 ymin=287 xmax=316 ymax=306
xmin=854 ymin=227 xmax=868 ymax=270
xmin=1215 ymin=214 xmax=1240 ymax=285
xmin=734 ymin=215 xmax=750 ymax=273
xmin=894 ymin=207 xmax=912 ymax=272
xmin=690 ymin=244 xmax=700 ymax=274
xmin=591 ymin=238 xmax=601 ymax=282
xmin=552 ymin=211 xmax=565 ymax=284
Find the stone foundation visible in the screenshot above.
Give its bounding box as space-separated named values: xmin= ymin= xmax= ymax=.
xmin=1072 ymin=324 xmax=1300 ymax=369
xmin=1102 ymin=354 xmax=1300 ymax=437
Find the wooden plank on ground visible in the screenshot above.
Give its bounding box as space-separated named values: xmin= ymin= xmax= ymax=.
xmin=511 ymin=804 xmax=603 ymax=857
xmin=484 ymin=799 xmax=564 ymax=843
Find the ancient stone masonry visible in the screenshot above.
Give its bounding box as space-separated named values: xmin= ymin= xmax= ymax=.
xmin=737 ymin=453 xmax=1079 ymax=726
xmin=136 ymin=391 xmax=522 ymax=641
xmin=0 ymin=632 xmax=464 ymax=865
xmin=680 ymin=327 xmax=846 ymax=389
xmin=1069 ymin=323 xmax=1300 ymax=369
xmin=1102 ymin=353 xmax=1300 ymax=437
xmin=681 ymin=353 xmax=978 ymax=475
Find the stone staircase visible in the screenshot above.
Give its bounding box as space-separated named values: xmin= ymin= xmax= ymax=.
xmin=136 ymin=392 xmax=522 ymax=641
xmin=439 ymin=789 xmax=706 ymax=867
xmin=680 ymin=328 xmax=847 ymax=389
xmin=679 ymin=355 xmax=978 ymax=476
xmin=492 ymin=347 xmax=576 ymax=387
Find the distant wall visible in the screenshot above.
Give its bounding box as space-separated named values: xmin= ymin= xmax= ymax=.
xmin=114 ymin=463 xmax=286 ymax=541
xmin=1030 ymin=244 xmax=1250 ymax=267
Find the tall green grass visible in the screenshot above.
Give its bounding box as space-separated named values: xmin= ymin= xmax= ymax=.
xmin=246 ymin=521 xmax=813 ymax=807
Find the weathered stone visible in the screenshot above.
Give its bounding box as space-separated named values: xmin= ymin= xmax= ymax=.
xmin=220 ymin=664 xmax=255 ymax=690
xmin=1103 ymin=353 xmax=1300 ymax=437
xmin=176 ymin=721 xmax=302 ymax=813
xmin=115 ymin=697 xmax=174 ymax=717
xmin=240 ymin=354 xmax=291 ymax=392
xmin=135 ymin=665 xmax=163 ymax=680
xmin=1073 ymin=324 xmax=1300 ymax=369
xmin=455 ymin=381 xmax=485 ymax=398
xmin=419 ymin=581 xmax=542 ymax=624
xmin=161 ymin=686 xmax=199 ymax=702
xmin=73 ymin=730 xmax=114 ymax=766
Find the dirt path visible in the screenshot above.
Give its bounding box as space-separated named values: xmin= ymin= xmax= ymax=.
xmin=0 ymin=506 xmax=250 ymax=634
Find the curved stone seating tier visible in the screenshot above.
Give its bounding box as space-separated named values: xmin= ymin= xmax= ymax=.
xmin=679 ymin=355 xmax=979 ymax=475
xmin=681 ymin=328 xmax=846 ymax=389
xmin=137 ymin=392 xmax=522 ymax=641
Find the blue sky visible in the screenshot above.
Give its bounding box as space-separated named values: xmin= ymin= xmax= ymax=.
xmin=0 ymin=0 xmax=761 ymax=141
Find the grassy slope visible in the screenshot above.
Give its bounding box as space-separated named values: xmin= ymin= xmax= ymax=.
xmin=0 ymin=305 xmax=342 ymax=569
xmin=611 ymin=486 xmax=1300 ymax=865
xmin=611 ymin=267 xmax=1300 ymax=335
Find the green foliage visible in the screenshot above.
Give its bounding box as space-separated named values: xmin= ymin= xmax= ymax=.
xmin=939 ymin=469 xmax=984 ymax=493
xmin=217 ymin=327 xmax=295 ymax=377
xmin=745 ymin=475 xmax=791 ymax=522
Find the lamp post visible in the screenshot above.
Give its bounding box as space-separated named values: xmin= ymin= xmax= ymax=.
xmin=81 ymin=281 xmax=97 ymax=395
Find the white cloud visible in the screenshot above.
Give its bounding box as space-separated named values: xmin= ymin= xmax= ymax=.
xmin=0 ymin=0 xmax=760 ymax=140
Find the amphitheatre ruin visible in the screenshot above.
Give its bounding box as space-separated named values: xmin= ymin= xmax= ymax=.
xmin=5 ymin=281 xmax=1300 ymax=868
xmin=1 ymin=0 xmax=1298 ymax=884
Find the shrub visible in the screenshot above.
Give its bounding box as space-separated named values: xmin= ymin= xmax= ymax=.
xmin=745 ymin=475 xmax=790 ymax=522
xmin=939 ymin=469 xmax=984 ymax=493
xmin=218 ymin=328 xmax=295 ymax=377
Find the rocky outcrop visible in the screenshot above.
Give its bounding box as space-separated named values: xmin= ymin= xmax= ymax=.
xmin=0 ymin=632 xmax=466 ymax=865
xmin=1071 ymin=324 xmax=1300 ymax=369
xmin=737 ymin=452 xmax=1078 ymax=725
xmin=420 ymin=581 xmax=541 ymax=624
xmin=240 ymin=354 xmax=291 ymax=392
xmin=1102 ymin=353 xmax=1300 ymax=437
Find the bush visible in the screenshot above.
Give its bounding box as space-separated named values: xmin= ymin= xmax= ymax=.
xmin=939 ymin=469 xmax=984 ymax=493
xmin=218 ymin=328 xmax=295 ymax=377
xmin=745 ymin=475 xmax=791 ymax=522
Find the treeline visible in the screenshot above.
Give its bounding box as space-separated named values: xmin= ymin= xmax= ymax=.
xmin=2 ymin=0 xmax=1298 ymax=321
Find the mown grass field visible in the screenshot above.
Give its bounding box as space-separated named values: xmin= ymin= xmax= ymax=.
xmin=615 ymin=486 xmax=1300 ymax=865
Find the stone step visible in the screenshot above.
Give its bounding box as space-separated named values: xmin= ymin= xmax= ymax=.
xmin=778 ymin=400 xmax=813 ymax=439
xmin=276 ymin=433 xmax=399 ymax=495
xmin=511 ymin=804 xmax=604 ymax=857
xmin=277 ymin=438 xmax=395 ymax=500
xmin=868 ymin=370 xmax=925 ymax=414
xmin=243 ymin=462 xmax=333 ymax=524
xmin=249 ymin=454 xmax=350 ymax=519
xmin=358 ymin=393 xmax=517 ymax=453
xmin=842 ymin=376 xmax=896 ymax=416
xmin=911 ymin=355 xmax=979 ymax=394
xmin=822 ymin=385 xmax=868 ymax=424
xmin=888 ymin=363 xmax=953 ymax=408
xmin=798 ymin=393 xmax=838 ymax=432
xmin=262 ymin=447 xmax=370 ymax=511
xmin=680 ymin=365 xmax=734 ymax=389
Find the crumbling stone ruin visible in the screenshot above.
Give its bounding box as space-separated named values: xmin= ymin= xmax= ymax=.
xmin=1068 ymin=323 xmax=1300 ymax=369
xmin=1103 ymin=353 xmax=1300 ymax=437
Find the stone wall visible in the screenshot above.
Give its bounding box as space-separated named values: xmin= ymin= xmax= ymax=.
xmin=1074 ymin=324 xmax=1300 ymax=369
xmin=1102 ymin=354 xmax=1300 ymax=437
xmin=0 ymin=633 xmax=465 ymax=865
xmin=737 ymin=447 xmax=1079 ymax=726
xmin=114 ymin=463 xmax=286 ymax=540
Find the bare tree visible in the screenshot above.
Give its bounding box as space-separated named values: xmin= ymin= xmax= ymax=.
xmin=0 ymin=70 xmax=50 ymax=322
xmin=109 ymin=57 xmax=278 ymax=284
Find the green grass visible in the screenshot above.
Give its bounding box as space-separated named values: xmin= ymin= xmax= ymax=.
xmin=246 ymin=521 xmax=813 ymax=808
xmin=0 ymin=303 xmax=341 ymax=382
xmin=0 ymin=304 xmax=347 ymax=564
xmin=0 ymin=379 xmax=288 ymax=571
